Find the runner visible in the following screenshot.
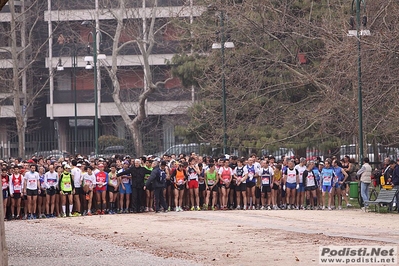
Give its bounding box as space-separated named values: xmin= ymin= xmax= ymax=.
xmin=23 ymin=164 xmax=41 ymax=219
xmin=95 ymin=163 xmax=108 ymax=215
xmin=234 ymin=159 xmax=247 ymax=210
xmin=144 ymin=158 xmax=154 ymax=212
xmin=294 ymin=157 xmax=307 ymax=210
xmin=37 ymin=166 xmax=47 ymax=218
xmin=107 ymin=163 xmax=119 ymax=214
xmin=187 ymin=157 xmax=201 ymax=211
xmin=303 ymin=161 xmax=317 ymax=210
xmin=258 ymin=160 xmax=274 ymax=210
xmin=71 ymin=160 xmax=83 ymax=216
xmin=245 ymin=157 xmax=257 ymax=210
xmin=204 ymin=162 xmax=218 ymax=210
xmin=59 ymin=164 xmax=75 ymax=217
xmin=118 ymin=161 xmax=132 ymax=213
xmin=321 ymin=159 xmax=335 ymax=210
xmin=332 ymin=159 xmax=349 ymax=210
xmin=82 ymin=166 xmax=96 ymax=216
xmin=1 ymin=168 xmax=9 ymax=220
xmin=44 ymin=164 xmax=58 ymax=218
xmin=283 ymin=160 xmax=299 ymax=210
xmin=218 ymin=159 xmax=233 ymax=210
xmin=171 ymin=161 xmax=188 ymax=212
xmin=9 ymin=166 xmax=24 ymax=218
xmin=198 ymin=163 xmax=206 ymax=209
xmin=271 ymin=164 xmax=282 ymax=210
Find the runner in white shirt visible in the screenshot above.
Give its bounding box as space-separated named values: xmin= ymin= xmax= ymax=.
xmin=294 ymin=158 xmax=307 ymax=210
xmin=233 ymin=158 xmax=247 ymax=210
xmin=258 ymin=160 xmax=274 ymax=210
xmin=44 ymin=165 xmax=59 ymax=218
xmin=303 ymin=161 xmax=317 ymax=210
xmin=23 ymin=164 xmax=41 ymax=219
xmin=82 ymin=166 xmax=96 ymax=216
xmin=283 ymin=160 xmax=299 ymax=210
xmin=71 ymin=161 xmax=83 ymax=216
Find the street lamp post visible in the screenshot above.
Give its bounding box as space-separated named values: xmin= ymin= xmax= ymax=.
xmin=83 ymin=21 xmax=106 ymax=158
xmin=56 ymin=46 xmax=78 ymax=155
xmin=348 ymin=0 xmax=369 ymax=164
xmin=212 ymin=10 xmax=234 ymax=155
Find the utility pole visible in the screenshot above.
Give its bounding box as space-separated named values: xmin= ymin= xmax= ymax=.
xmin=0 ymin=194 xmax=8 ymax=266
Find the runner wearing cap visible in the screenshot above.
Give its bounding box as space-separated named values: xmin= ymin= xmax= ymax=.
xmin=95 ymin=163 xmax=108 ymax=215
xmin=59 ymin=164 xmax=75 ymax=217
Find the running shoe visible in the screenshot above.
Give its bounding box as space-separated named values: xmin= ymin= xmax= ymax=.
xmin=267 ymin=205 xmax=271 ymax=210
xmin=62 ymin=213 xmax=66 ymax=218
xmin=211 ymin=206 xmax=216 ymax=211
xmin=338 ymin=206 xmax=342 ymax=210
xmin=87 ymin=211 xmax=92 ymax=216
xmin=322 ymin=206 xmax=326 ymax=210
xmin=260 ymin=206 xmax=265 ymax=210
xmin=190 ymin=206 xmax=195 ymax=211
xmin=346 ymin=203 xmax=352 ymax=207
xmin=196 ymin=206 xmax=201 ymax=211
xmin=167 ymin=206 xmax=171 ymax=211
xmin=149 ymin=208 xmax=154 ymax=212
xmin=235 ymin=205 xmax=241 ymax=210
xmin=328 ymin=206 xmax=332 ymax=211
xmin=15 ymin=215 xmax=19 ymax=220
xmin=100 ymin=210 xmax=105 ymax=215
xmin=82 ymin=210 xmax=87 ymax=216
xmin=96 ymin=209 xmax=101 ymax=215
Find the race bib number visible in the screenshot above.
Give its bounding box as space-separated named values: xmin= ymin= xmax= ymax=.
xmin=14 ymin=185 xmax=21 ymax=191
xmin=111 ymin=179 xmax=118 ymax=186
xmin=85 ymin=180 xmax=92 ymax=185
xmin=64 ymin=183 xmax=71 ymax=189
xmin=262 ymin=177 xmax=270 ymax=185
xmin=122 ymin=178 xmax=129 ymax=184
xmin=248 ymin=172 xmax=254 ymax=181
xmin=2 ymin=184 xmax=7 ymax=189
xmin=177 ymin=180 xmax=184 ymax=185
xmin=323 ymin=177 xmax=331 ymax=186
xmin=207 ymin=180 xmax=214 ymax=185
xmin=189 ymin=173 xmax=197 ymax=180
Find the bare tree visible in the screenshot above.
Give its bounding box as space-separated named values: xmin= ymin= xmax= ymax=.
xmin=102 ymin=0 xmax=189 ymax=156
xmin=8 ymin=0 xmax=53 ymax=158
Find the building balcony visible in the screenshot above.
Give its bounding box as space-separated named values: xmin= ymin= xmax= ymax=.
xmin=44 ymin=5 xmax=206 ymax=22
xmin=52 ymin=87 xmax=192 ymax=104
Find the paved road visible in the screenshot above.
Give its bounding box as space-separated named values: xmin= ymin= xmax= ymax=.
xmin=5 ymin=220 xmax=202 ymax=266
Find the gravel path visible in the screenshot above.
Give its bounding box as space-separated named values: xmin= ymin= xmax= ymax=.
xmin=5 ymin=220 xmax=202 ymax=266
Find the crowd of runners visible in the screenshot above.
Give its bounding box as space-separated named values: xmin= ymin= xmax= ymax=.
xmin=1 ymin=152 xmax=362 ymax=220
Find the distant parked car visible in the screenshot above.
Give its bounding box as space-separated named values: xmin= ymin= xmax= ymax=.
xmin=30 ymin=150 xmax=70 ymax=160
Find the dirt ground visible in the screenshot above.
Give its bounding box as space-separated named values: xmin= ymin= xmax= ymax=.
xmin=13 ymin=208 xmax=397 ymax=266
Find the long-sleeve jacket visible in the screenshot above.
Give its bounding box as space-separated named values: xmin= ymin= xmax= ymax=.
xmin=117 ymin=166 xmax=151 ymax=188
xmin=145 ymin=166 xmax=167 ymax=189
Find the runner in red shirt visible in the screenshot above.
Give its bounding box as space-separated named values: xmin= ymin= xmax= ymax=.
xmin=95 ymin=164 xmax=108 ymax=215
